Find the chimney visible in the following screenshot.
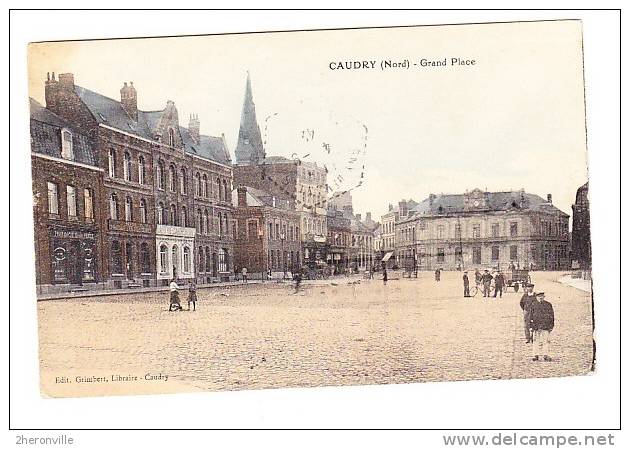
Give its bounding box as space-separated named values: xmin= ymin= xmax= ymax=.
xmin=237 ymin=185 xmax=247 ymax=207
xmin=399 ymin=200 xmax=408 ymax=216
xmin=189 ymin=113 xmax=200 ymax=144
xmin=547 ymin=194 xmax=552 ymax=203
xmin=388 ymin=203 xmax=393 ymax=212
xmin=429 ymin=194 xmax=436 ymax=205
xmin=366 ymin=212 xmax=372 ymax=222
xmin=44 ymin=71 xmax=59 ymax=109
xmin=120 ymin=81 xmax=138 ymax=121
xmin=58 ymin=73 xmax=74 ymax=89
xmin=356 ymin=213 xmax=362 ymax=222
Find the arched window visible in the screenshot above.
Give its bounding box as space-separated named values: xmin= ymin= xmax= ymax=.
xmin=218 ymin=248 xmax=227 ymax=272
xmin=171 ymin=245 xmax=179 ymax=277
xmin=197 ymin=209 xmax=202 ymax=232
xmin=217 ymin=177 xmax=222 ymax=201
xmin=110 ymin=193 xmax=119 ymax=220
xmin=218 ymin=212 xmax=224 ymax=235
xmin=140 ymin=199 xmax=147 ymax=224
xmin=224 ymin=213 xmax=229 ymax=237
xmin=124 ymin=196 xmax=133 ymax=221
xmin=198 ymin=247 xmax=205 ymax=273
xmin=168 ymin=165 xmax=176 ymax=192
xmin=123 ymin=152 xmax=132 ymax=181
xmin=195 ymin=172 xmax=201 ymax=196
xmin=138 ymin=156 xmax=146 ymax=184
xmin=111 ymin=241 xmax=123 ymax=274
xmin=169 ymin=204 xmax=176 ymax=225
xmin=140 ymin=242 xmax=150 ymax=273
xmin=202 ymin=174 xmax=208 ymax=197
xmin=203 ymin=209 xmax=208 ymax=234
xmin=180 ymin=206 xmax=187 ymax=227
xmin=205 ymin=246 xmax=211 ymax=274
xmin=222 ymin=179 xmax=228 ymax=202
xmin=108 ymin=149 xmax=116 ymax=178
xmin=157 ymin=202 xmax=164 ymax=225
xmin=183 ymin=246 xmax=191 ymax=273
xmin=168 ymin=128 xmax=175 ymax=147
xmin=159 ymin=244 xmax=168 ymax=274
xmin=180 ymin=168 xmax=187 ymax=194
xmin=156 ymin=161 xmax=165 ymax=190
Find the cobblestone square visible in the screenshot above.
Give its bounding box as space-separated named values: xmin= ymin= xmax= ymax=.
xmin=38 ymin=271 xmax=594 ymax=397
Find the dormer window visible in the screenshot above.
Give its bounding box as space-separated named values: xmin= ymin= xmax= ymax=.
xmin=61 ymin=129 xmax=73 ymax=160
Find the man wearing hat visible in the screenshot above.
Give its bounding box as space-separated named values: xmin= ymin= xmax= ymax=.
xmin=480 ymin=269 xmax=493 ymax=297
xmin=529 ymin=292 xmax=555 ymax=361
xmin=462 ymin=271 xmax=470 ymax=297
xmin=519 ymin=283 xmax=536 ymax=343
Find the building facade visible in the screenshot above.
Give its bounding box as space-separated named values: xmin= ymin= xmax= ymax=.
xmin=396 ymin=189 xmax=570 ymax=271
xmin=232 ymin=186 xmax=301 ymax=278
xmin=379 ymin=199 xmax=417 ymax=268
xmin=571 ymin=182 xmax=591 ymax=269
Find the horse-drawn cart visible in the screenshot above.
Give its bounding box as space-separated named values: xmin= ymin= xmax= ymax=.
xmin=505 ymin=269 xmax=531 ymax=292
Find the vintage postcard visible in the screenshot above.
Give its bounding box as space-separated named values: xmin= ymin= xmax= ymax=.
xmin=28 ymin=20 xmax=593 ymax=398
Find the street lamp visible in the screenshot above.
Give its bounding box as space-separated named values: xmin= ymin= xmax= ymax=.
xmin=280 ymin=231 xmax=286 ymax=279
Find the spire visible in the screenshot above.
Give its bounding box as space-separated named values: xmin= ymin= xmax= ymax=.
xmin=235 ymin=72 xmax=265 ymax=165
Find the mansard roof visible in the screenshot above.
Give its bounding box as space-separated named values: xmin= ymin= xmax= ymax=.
xmin=73 ymin=85 xmax=230 ymax=165
xmin=29 ymin=98 xmax=98 ymax=167
xmin=408 ymin=190 xmax=569 ymax=219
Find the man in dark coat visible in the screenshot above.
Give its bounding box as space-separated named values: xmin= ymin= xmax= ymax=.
xmin=480 ymin=270 xmax=493 ymax=297
xmin=519 ymin=283 xmax=536 ymax=343
xmin=529 ymin=292 xmax=555 ymax=361
xmin=493 ymin=271 xmax=505 ymax=298
xmin=463 ymin=271 xmax=470 ymax=297
xmin=435 ymin=269 xmax=441 ymax=282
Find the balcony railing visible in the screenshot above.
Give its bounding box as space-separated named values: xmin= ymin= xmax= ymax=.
xmin=108 ymin=219 xmax=154 ymax=234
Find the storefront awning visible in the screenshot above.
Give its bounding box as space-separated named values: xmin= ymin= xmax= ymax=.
xmin=382 ymin=251 xmax=394 ymax=262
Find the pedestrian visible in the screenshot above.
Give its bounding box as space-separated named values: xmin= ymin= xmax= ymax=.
xmin=383 ymin=268 xmax=388 ymax=285
xmin=519 ymin=283 xmax=536 ymax=343
xmin=481 ymin=270 xmax=493 ymax=297
xmin=293 ymin=267 xmax=303 ymax=294
xmin=241 ymin=266 xmax=248 ymax=283
xmin=529 ymin=292 xmax=555 ymax=361
xmin=493 ymin=271 xmax=505 ymax=298
xmin=369 ymin=265 xmax=374 ymax=279
xmin=187 ymin=281 xmax=197 ymax=311
xmin=435 ymin=269 xmax=441 ymax=282
xmin=463 ymin=271 xmax=470 ymax=297
xmin=169 ymin=279 xmax=182 ymax=312
xmin=474 ymin=269 xmax=482 ymax=285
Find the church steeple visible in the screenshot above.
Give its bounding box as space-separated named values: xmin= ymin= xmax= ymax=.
xmin=235 ymin=72 xmax=265 ymax=165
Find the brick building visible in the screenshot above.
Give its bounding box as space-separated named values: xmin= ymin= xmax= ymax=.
xmin=232 ymin=186 xmax=301 ymax=278
xmin=396 ymin=188 xmax=571 ymax=271
xmin=30 ymin=98 xmax=107 ymax=294
xmin=379 ymin=199 xmax=417 ymax=268
xmin=41 ymin=72 xmax=234 ymax=288
xmin=326 ymin=208 xmax=351 ymax=274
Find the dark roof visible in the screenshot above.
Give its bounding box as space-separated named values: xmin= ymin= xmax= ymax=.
xmin=408 ymin=190 xmax=568 ymax=218
xmin=30 ymin=98 xmax=98 ymax=167
xmin=74 ymin=85 xmax=230 ymax=165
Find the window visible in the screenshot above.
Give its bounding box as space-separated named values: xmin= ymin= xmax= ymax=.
xmin=202 ymin=175 xmax=208 ymax=197
xmin=437 ymin=225 xmax=444 ymax=239
xmin=491 ymin=245 xmax=500 ymax=261
xmin=472 ymin=225 xmax=481 ymax=238
xmin=168 ymin=128 xmax=175 ymax=147
xmin=454 ymin=223 xmax=461 ymax=238
xmin=218 ymin=248 xmax=228 ymax=272
xmin=138 ymin=156 xmax=146 ymax=184
xmin=180 ymin=168 xmax=187 ymax=194
xmin=125 ymin=196 xmax=133 ymax=221
xmin=492 ymin=223 xmax=500 ymax=237
xmin=159 ymin=244 xmax=168 ymax=274
xmin=108 ymin=149 xmax=116 ymax=178
xmin=437 ymin=248 xmax=445 ymax=263
xmin=140 ymin=199 xmax=147 ymax=224
xmin=222 ymin=180 xmax=228 ymax=202
xmin=218 ymin=212 xmax=224 ymax=235
xmin=111 ymin=241 xmax=123 ymax=274
xmin=180 ymin=206 xmax=187 ymax=227
xmin=168 ymin=165 xmax=176 ymax=192
xmin=510 ymin=222 xmax=518 ymax=237
xmin=172 ymin=245 xmax=179 ymax=276
xmin=510 ymin=245 xmax=518 ymax=261
xmin=61 ymin=129 xmax=73 ymax=160
xmin=156 ymin=202 xmax=164 ymax=225
xmin=473 ymin=247 xmax=482 ymax=265
xmin=66 ymin=186 xmax=77 ymax=218
xmin=205 ymin=246 xmax=211 ymax=273
xmin=123 ymin=152 xmax=132 ymax=181
xmin=195 ymin=173 xmax=201 ymax=196
xmin=110 ymin=193 xmax=118 ymax=220
xmin=47 ymin=182 xmax=59 ymax=215
xmin=156 ymin=162 xmax=165 ymax=190
xmin=198 ymin=247 xmax=205 ymax=273
xmin=140 ymin=243 xmax=150 ymax=273
xmin=169 ymin=204 xmax=176 ymax=225
xmin=84 ymin=188 xmax=93 ymax=220
xmin=183 ymin=246 xmax=191 ymax=273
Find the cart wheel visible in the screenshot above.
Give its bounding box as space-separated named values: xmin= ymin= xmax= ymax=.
xmin=514 ymin=283 xmax=520 ymax=292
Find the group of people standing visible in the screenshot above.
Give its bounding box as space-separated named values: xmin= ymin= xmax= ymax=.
xmin=462 ymin=269 xmax=506 ymax=298
xmin=168 ymin=279 xmax=197 ymax=312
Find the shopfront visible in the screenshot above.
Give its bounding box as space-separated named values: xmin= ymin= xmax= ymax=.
xmin=49 ymin=227 xmax=98 ymax=285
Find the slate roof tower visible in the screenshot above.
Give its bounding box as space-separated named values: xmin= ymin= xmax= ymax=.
xmin=235 ymin=72 xmax=265 ymax=165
